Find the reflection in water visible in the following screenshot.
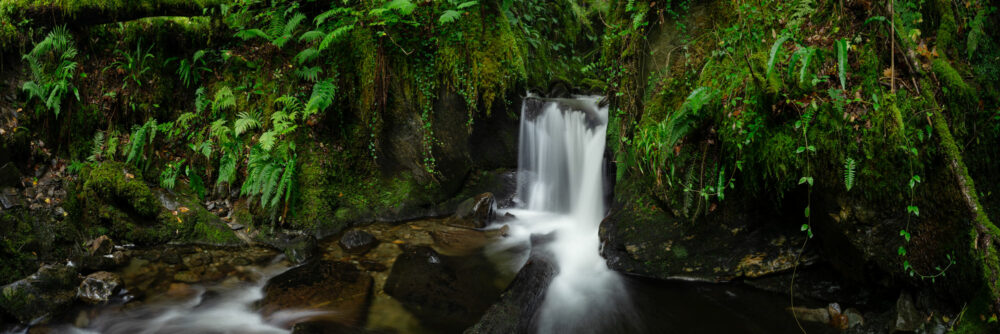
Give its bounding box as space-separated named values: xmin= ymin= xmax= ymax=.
xmin=57 ymin=258 xmax=326 ymax=334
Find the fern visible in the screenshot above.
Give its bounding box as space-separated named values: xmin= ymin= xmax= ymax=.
xmin=844 ymin=157 xmax=856 ymax=191
xmin=293 ymin=48 xmax=320 ymax=65
xmin=766 ymin=35 xmax=790 ymax=77
xmin=305 ymin=79 xmax=337 ymax=117
xmin=212 ymin=86 xmax=237 ymax=115
xmin=21 ymin=26 xmax=79 ymax=117
xmin=294 ymin=66 xmax=323 ymax=82
xmin=836 ymin=38 xmax=849 ymax=89
xmin=194 ymin=87 xmax=208 ymax=113
xmin=160 ymin=159 xmax=185 ymax=189
xmin=87 ymin=131 xmax=105 ymax=162
xmin=234 ymin=110 xmax=262 ymax=136
xmin=439 ymin=10 xmax=462 ymax=24
xmin=235 ymin=28 xmax=270 ymax=41
xmin=319 ymin=25 xmax=354 ymax=51
xmin=126 ymin=119 xmax=158 ymax=171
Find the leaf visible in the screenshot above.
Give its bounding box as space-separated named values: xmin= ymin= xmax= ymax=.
xmin=844 ymin=157 xmax=856 ymax=191
xmin=907 ymin=205 xmax=920 ymax=216
xmin=293 ymin=48 xmax=320 ymax=65
xmin=298 ymin=30 xmax=325 ymax=43
xmin=235 ymin=28 xmax=270 ymax=41
xmin=234 ymin=111 xmax=262 ymax=136
xmin=804 ymin=206 xmax=810 ymax=218
xmin=319 ymin=25 xmax=354 ymax=51
xmin=439 ymin=10 xmax=462 ymax=25
xmin=767 ymin=35 xmax=790 ymax=77
xmin=386 ymin=0 xmax=417 ymax=15
xmin=456 ymin=1 xmax=479 ymax=9
xmin=898 ymin=246 xmax=907 ymax=256
xmin=836 ymin=38 xmax=849 ymax=89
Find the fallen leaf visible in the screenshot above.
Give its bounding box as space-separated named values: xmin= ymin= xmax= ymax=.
xmin=178 ymin=206 xmax=189 ymax=213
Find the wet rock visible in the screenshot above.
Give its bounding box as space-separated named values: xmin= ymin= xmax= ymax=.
xmin=466 ymin=247 xmax=556 ymax=334
xmin=0 ymin=264 xmax=80 ymax=323
xmin=453 ymin=193 xmax=497 ymax=228
xmin=291 ymin=320 xmax=389 ymax=334
xmin=87 ymin=235 xmax=114 ymax=256
xmin=600 ymin=180 xmax=814 ymax=282
xmin=429 ymin=225 xmax=509 ymax=256
xmin=264 ymin=233 xmax=317 ymax=264
xmin=77 ymin=271 xmax=122 ymax=304
xmin=384 ymin=246 xmax=503 ymax=332
xmin=173 ymin=271 xmax=200 ymax=283
xmin=260 ymin=260 xmax=372 ymax=327
xmin=892 ymin=292 xmax=921 ymax=333
xmin=339 ymin=230 xmax=378 ymax=255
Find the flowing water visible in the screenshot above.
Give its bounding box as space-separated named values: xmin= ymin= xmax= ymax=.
xmin=500 ymin=95 xmax=638 ymax=333
xmin=2 ymin=95 xmax=837 ymax=334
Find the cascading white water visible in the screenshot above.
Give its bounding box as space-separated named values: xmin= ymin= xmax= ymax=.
xmin=503 ymin=95 xmax=635 ymax=333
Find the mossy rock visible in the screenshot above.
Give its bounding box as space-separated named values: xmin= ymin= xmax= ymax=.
xmin=82 ymin=161 xmax=159 ymax=218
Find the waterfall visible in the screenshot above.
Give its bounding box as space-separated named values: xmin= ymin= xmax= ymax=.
xmin=511 ymin=95 xmax=636 ymax=333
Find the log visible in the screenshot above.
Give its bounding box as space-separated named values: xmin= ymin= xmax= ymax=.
xmin=4 ymin=0 xmax=230 ymax=27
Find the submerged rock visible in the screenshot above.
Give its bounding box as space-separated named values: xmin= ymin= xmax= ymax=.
xmin=260 ymin=260 xmax=373 ymax=327
xmin=0 ymin=264 xmax=80 ymax=323
xmin=339 ymin=230 xmax=378 ymax=255
xmin=384 ymin=246 xmax=503 ymax=332
xmin=452 ymin=192 xmax=497 ymax=228
xmin=264 ymin=232 xmax=317 ymax=264
xmin=77 ymin=271 xmax=122 ymax=304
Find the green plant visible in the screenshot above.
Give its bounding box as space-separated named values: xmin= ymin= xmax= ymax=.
xmin=175 ymin=49 xmax=211 ymax=88
xmin=843 ymin=157 xmax=856 ymax=191
xmin=160 ymin=159 xmax=186 ymax=189
xmin=439 ymin=1 xmax=479 ymax=25
xmin=21 ymin=26 xmax=79 ymax=118
xmin=126 ymin=119 xmax=158 ymax=171
xmin=106 ymin=39 xmax=155 ymax=89
xmin=235 ymin=11 xmax=306 ymax=49
xmin=836 ymin=38 xmax=849 ymax=89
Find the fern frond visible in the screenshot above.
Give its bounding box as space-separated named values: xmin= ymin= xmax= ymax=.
xmin=767 ymin=35 xmax=790 ymax=77
xmin=293 ymin=48 xmax=320 ymax=65
xmin=234 ymin=110 xmax=262 ymax=136
xmin=235 ymin=28 xmax=270 ymax=41
xmin=294 ymin=66 xmax=323 ymax=82
xmin=844 ymin=157 xmax=856 ymax=191
xmin=836 ymin=38 xmax=849 ymax=89
xmin=319 ymin=25 xmax=354 ymax=51
xmin=213 ymin=86 xmax=237 ymax=114
xmin=298 ymin=30 xmax=325 ymax=43
xmin=305 ymin=79 xmax=337 ymax=116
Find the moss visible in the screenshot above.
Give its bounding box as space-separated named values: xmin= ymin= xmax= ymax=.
xmin=83 ymin=161 xmax=159 ymax=217
xmin=0 ymin=210 xmax=38 ymax=285
xmin=951 ymin=291 xmax=1000 ymax=333
xmin=934 ymin=0 xmax=958 ymax=55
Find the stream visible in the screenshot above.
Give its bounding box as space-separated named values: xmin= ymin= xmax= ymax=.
xmin=2 ymin=96 xmax=838 ymax=334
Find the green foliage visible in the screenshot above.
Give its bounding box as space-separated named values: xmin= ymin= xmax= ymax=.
xmin=126 ymin=119 xmax=158 ymax=172
xmin=21 ymin=26 xmax=80 ymax=118
xmin=160 ymin=159 xmax=185 ymax=189
xmin=836 ymin=38 xmax=849 ymax=89
xmin=439 ymin=1 xmax=479 ymax=25
xmin=766 ymin=35 xmax=790 ymax=77
xmin=107 ymin=38 xmax=155 ymax=89
xmin=175 ymin=49 xmax=211 ymax=88
xmin=305 ymin=79 xmax=336 ymax=117
xmin=212 ymin=86 xmax=237 ymax=115
xmin=843 ymin=157 xmax=856 ymax=191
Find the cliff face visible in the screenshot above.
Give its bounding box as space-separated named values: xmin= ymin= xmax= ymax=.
xmin=598 ymin=0 xmax=1000 ymax=328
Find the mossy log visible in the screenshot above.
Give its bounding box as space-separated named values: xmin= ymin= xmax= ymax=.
xmin=4 ymin=0 xmax=231 ymax=27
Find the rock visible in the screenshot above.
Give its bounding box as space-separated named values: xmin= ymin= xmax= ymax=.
xmin=264 ymin=233 xmax=317 ymax=264
xmin=892 ymin=292 xmax=921 ymax=333
xmin=173 ymin=271 xmax=200 ymax=283
xmin=77 ymin=271 xmax=122 ymax=304
xmin=290 ymin=320 xmax=388 ymax=334
xmin=0 ymin=163 xmax=21 ymax=187
xmin=384 ymin=246 xmax=503 ymax=332
xmin=453 ymin=192 xmax=497 ymax=228
xmin=338 ymin=230 xmax=378 ymax=255
xmin=260 ymin=260 xmax=372 ymax=327
xmin=0 ymin=264 xmax=81 ymax=323
xmin=430 ymin=224 xmax=509 ymax=256
xmin=845 ymin=308 xmax=865 ymax=328
xmin=466 ymin=247 xmax=556 ymax=334
xmin=0 ymin=187 xmax=23 ymax=210
xmin=787 ymin=306 xmax=830 ymax=324
xmin=86 ymin=235 xmax=114 ymax=256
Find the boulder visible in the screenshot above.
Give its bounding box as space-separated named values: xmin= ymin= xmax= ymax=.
xmin=260 ymin=260 xmax=373 ymax=327
xmin=264 ymin=232 xmax=317 ymax=264
xmin=383 ymin=246 xmax=503 ymax=332
xmin=892 ymin=292 xmax=922 ymax=333
xmin=0 ymin=187 xmax=23 ymax=210
xmin=453 ymin=192 xmax=497 ymax=228
xmin=0 ymin=264 xmax=81 ymax=323
xmin=86 ymin=235 xmax=114 ymax=256
xmin=466 ymin=244 xmax=556 ymax=334
xmin=77 ymin=271 xmax=122 ymax=304
xmin=338 ymin=230 xmax=378 ymax=255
